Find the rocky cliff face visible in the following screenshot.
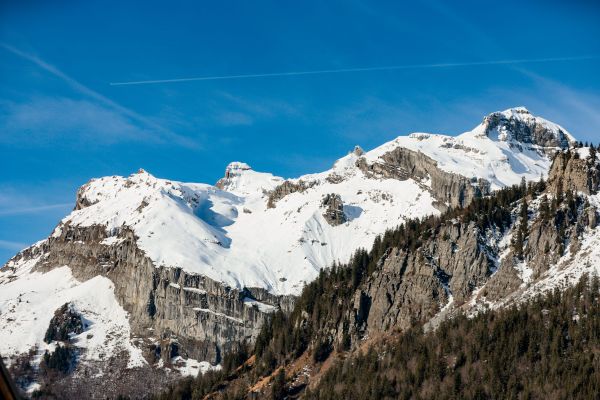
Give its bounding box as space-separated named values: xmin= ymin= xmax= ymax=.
xmin=352 ymin=220 xmax=497 ymax=336
xmin=268 ymin=145 xmax=492 ymax=213
xmin=0 ymin=108 xmax=582 ymax=398
xmin=548 ymin=150 xmax=600 ymax=195
xmin=294 ymin=147 xmax=600 ymax=354
xmin=266 ymin=179 xmax=318 ymax=208
xmin=215 ymin=162 xmax=252 ymax=191
xmin=27 ymin=223 xmax=293 ymax=365
xmin=356 ymin=147 xmax=491 ymax=210
xmin=321 ymin=194 xmax=347 ymax=226
xmin=482 ymin=107 xmax=575 ymax=150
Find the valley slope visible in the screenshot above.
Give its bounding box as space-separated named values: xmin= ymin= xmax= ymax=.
xmin=0 ymin=107 xmax=579 ymax=398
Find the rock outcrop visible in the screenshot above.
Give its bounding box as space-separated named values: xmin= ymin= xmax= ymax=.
xmin=215 ymin=162 xmax=252 ymax=191
xmin=482 ymin=107 xmax=574 ymax=150
xmin=44 ymin=303 xmax=84 ymax=343
xmin=548 ymin=150 xmax=600 ymax=195
xmin=267 ymin=180 xmax=318 ymax=208
xmin=26 ymin=224 xmax=294 ymax=365
xmin=355 ymin=219 xmax=496 ymax=333
xmin=321 ymin=194 xmax=346 ymax=226
xmin=356 ymin=147 xmax=491 ymax=210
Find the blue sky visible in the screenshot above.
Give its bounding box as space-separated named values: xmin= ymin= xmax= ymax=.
xmin=1 ymin=0 xmax=599 ymax=263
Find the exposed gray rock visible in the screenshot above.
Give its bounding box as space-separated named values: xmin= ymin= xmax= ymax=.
xmin=325 ymin=173 xmax=345 ymax=184
xmin=215 ymin=162 xmax=252 ymax=191
xmin=267 ymin=180 xmax=318 ymax=208
xmin=353 ymin=145 xmax=364 ymax=157
xmin=356 ymin=147 xmax=491 ymax=210
xmin=548 ymin=151 xmax=600 ymax=195
xmin=355 ymin=220 xmax=496 ymax=334
xmin=482 ymin=108 xmax=574 ymax=149
xmin=321 ymin=193 xmax=346 ymax=226
xmin=75 ymin=182 xmax=96 ymax=210
xmin=29 ymin=223 xmax=293 ymax=366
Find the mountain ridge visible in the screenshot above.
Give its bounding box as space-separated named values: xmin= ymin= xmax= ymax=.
xmin=61 ymin=107 xmax=573 ymax=296
xmin=0 ymin=107 xmax=587 ymax=398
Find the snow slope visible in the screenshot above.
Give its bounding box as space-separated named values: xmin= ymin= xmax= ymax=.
xmin=6 ymin=107 xmax=574 ymax=297
xmin=0 ymin=106 xmax=584 ymax=388
xmin=54 ymin=165 xmax=439 ymax=295
xmin=0 ymin=242 xmax=145 ymax=370
xmin=365 ymin=107 xmax=574 ymax=189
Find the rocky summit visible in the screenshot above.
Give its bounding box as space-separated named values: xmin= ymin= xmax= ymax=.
xmin=1 ymin=108 xmax=594 ymax=399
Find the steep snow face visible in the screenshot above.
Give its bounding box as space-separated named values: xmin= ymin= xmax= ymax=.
xmin=0 ymin=243 xmax=145 ymax=370
xmin=215 ymin=162 xmax=284 ymax=195
xmin=364 ymin=107 xmax=574 ymax=190
xmin=5 ymin=108 xmax=574 ymax=298
xmin=57 ymin=166 xmax=438 ymax=295
xmin=481 ymin=107 xmax=575 ymax=148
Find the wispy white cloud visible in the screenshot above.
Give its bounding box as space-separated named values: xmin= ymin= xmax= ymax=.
xmin=0 ymin=239 xmax=28 ymax=251
xmin=481 ymin=72 xmax=600 ymax=143
xmin=0 ymin=43 xmax=199 ymax=148
xmin=108 ymin=56 xmax=598 ymax=86
xmin=0 ymin=202 xmax=72 ymax=217
xmin=213 ymin=110 xmax=254 ymax=127
xmin=195 ymin=91 xmax=302 ymax=128
xmin=0 ymin=96 xmax=159 ymax=145
xmin=0 ymin=186 xmax=73 ymax=216
xmin=326 ymin=76 xmax=600 ymax=149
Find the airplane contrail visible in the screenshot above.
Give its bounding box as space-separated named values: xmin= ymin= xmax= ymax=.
xmin=109 ymin=55 xmax=599 ymax=86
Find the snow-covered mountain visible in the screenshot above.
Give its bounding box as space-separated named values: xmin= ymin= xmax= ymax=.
xmin=0 ymin=107 xmax=581 ymax=397
xmin=40 ymin=107 xmax=574 ymax=295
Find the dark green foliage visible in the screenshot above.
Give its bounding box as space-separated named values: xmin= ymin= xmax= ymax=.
xmin=341 ymin=330 xmax=351 ymax=351
xmin=41 ymin=344 xmax=76 ymax=375
xmin=147 ymin=291 xmax=157 ymax=318
xmin=271 ymin=368 xmax=286 ymax=400
xmin=154 ymin=343 xmax=251 ymax=400
xmin=221 ymin=342 xmax=249 ymax=373
xmin=44 ymin=303 xmax=84 ymax=343
xmin=307 ymin=275 xmax=600 ymax=400
xmin=155 ymin=164 xmax=597 ymax=400
xmin=250 ymin=182 xmax=530 ymax=374
xmin=313 ymin=339 xmax=332 ymax=363
xmin=539 ymin=194 xmax=551 ymax=222
xmin=555 ymin=177 xmax=564 ymax=205
xmin=512 ymin=199 xmax=529 ymax=259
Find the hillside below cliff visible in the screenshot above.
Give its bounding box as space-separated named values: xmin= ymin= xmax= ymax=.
xmin=155 ymin=145 xmax=600 ymax=399
xmin=0 ymin=108 xmax=583 ymax=399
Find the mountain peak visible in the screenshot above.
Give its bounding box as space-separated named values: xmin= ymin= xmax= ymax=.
xmin=215 ymin=161 xmax=283 ymax=195
xmin=215 ymin=161 xmax=253 ymax=191
xmin=480 ymin=107 xmax=575 ymax=149
xmin=352 ymin=145 xmax=365 ymax=156
xmin=225 ymin=161 xmax=252 ymax=174
xmin=503 ymin=106 xmax=530 ymax=114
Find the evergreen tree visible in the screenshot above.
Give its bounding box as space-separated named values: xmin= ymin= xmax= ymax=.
xmin=539 ymin=195 xmax=550 ymax=223
xmin=513 ymin=199 xmax=528 ymax=259
xmin=271 ymin=368 xmax=286 ymax=400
